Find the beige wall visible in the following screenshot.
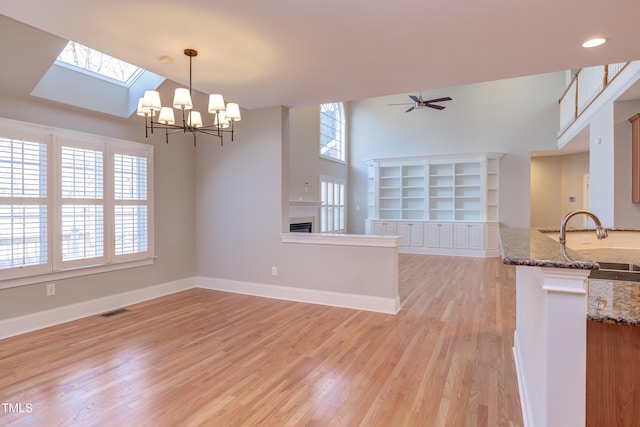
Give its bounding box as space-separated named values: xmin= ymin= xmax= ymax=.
xmin=289 ymin=105 xmax=348 ymax=215
xmin=195 ymin=106 xmax=399 ymax=300
xmin=0 ymin=83 xmax=197 ymax=320
xmin=530 ymin=152 xmax=589 ymax=228
xmin=614 ymin=100 xmax=640 ymax=227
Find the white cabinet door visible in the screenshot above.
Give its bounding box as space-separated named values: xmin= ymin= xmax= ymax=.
xmin=372 ymin=221 xmax=397 ymax=236
xmin=468 ymin=224 xmax=484 ymax=250
xmin=409 ymin=222 xmax=424 ymax=247
xmin=398 ymin=222 xmax=424 ymax=247
xmin=426 ymin=223 xmax=453 ymax=248
xmin=454 ymin=223 xmax=484 ymax=249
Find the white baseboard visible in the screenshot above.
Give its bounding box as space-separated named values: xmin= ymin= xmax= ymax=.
xmin=0 ymin=277 xmax=196 ymax=340
xmin=197 ymin=276 xmax=401 ymax=315
xmin=513 ymin=331 xmax=532 ymax=427
xmin=0 ymin=276 xmax=401 ymax=340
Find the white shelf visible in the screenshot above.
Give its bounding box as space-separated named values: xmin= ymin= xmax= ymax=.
xmin=367 ymin=153 xmax=500 ymax=222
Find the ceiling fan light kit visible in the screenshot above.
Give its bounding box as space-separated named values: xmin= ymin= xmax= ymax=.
xmin=137 ymin=48 xmax=241 ymax=146
xmin=388 ymin=94 xmax=452 ymax=112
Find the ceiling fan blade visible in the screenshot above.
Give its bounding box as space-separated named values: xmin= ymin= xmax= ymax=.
xmin=387 ymin=103 xmax=414 ymax=106
xmin=405 ymin=106 xmax=415 ymax=112
xmin=425 ymin=104 xmax=446 ymax=110
xmin=425 ymin=97 xmax=452 ymax=103
xmin=409 ymin=95 xmax=421 ymax=103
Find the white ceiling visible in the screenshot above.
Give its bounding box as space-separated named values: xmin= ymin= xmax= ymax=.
xmin=1 ymin=0 xmax=640 ymax=110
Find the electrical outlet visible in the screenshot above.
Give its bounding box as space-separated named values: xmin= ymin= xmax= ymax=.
xmin=271 ymin=266 xmax=278 ymax=276
xmin=581 ymin=235 xmax=592 ymax=244
xmin=46 ymin=283 xmax=56 ymax=296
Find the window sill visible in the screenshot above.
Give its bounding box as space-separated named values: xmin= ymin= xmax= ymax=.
xmin=319 ymin=154 xmax=346 ymax=165
xmin=0 ymin=257 xmax=156 ymax=290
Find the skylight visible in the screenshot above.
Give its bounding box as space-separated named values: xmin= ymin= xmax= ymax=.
xmin=34 ymin=41 xmax=165 ymax=118
xmin=57 ymin=41 xmax=141 ymax=84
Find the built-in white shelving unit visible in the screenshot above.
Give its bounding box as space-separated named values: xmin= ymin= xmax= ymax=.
xmin=365 ymin=153 xmax=502 ymax=257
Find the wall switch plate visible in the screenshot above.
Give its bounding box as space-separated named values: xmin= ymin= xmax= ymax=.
xmin=271 ymin=266 xmax=278 ymax=276
xmin=46 ymin=283 xmax=56 ymax=296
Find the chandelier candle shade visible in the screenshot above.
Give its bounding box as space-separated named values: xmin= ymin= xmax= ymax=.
xmin=137 ymin=49 xmax=240 ymax=145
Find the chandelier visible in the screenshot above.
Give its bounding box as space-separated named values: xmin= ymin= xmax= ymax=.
xmin=136 ymin=49 xmax=241 ymax=145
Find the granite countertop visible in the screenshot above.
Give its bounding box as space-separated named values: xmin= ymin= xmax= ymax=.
xmin=498 ymin=226 xmax=598 ymax=269
xmin=499 ymin=225 xmax=640 ymax=326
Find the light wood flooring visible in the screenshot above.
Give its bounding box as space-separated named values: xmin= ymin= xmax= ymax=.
xmin=0 ymin=254 xmax=523 ymax=426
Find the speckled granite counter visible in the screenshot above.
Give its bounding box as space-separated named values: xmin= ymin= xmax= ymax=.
xmin=499 ymin=226 xmax=640 ymax=326
xmin=498 ymin=226 xmax=598 ymax=269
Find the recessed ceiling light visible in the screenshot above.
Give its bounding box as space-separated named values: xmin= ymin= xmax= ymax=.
xmin=582 ymin=38 xmax=607 ymax=48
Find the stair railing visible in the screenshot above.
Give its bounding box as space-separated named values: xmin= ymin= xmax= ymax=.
xmin=558 ymin=62 xmax=628 ymax=135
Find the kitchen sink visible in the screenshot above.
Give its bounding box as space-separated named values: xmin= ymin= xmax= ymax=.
xmin=590 ymin=261 xmax=640 ymax=282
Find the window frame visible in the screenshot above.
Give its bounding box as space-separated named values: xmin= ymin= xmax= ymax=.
xmin=319 ymin=102 xmax=346 ymax=163
xmin=0 ymin=129 xmax=52 ymax=278
xmin=56 ymin=138 xmax=107 ymax=270
xmin=0 ymin=118 xmax=154 ymax=289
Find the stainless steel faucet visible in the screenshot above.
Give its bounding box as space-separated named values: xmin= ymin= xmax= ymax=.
xmin=559 ymin=210 xmax=608 ymax=244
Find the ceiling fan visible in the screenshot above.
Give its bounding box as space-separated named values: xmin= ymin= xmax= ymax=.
xmin=388 ymin=94 xmax=452 ymax=112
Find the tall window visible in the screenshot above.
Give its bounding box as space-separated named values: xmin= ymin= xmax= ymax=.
xmin=320 ymin=176 xmax=346 ymax=233
xmin=114 ymin=153 xmax=148 ymax=257
xmin=0 ymin=137 xmax=48 ymax=274
xmin=0 ymin=120 xmax=153 ymax=283
xmin=60 ymin=145 xmax=104 ymax=265
xmin=320 ymin=102 xmax=345 ymax=162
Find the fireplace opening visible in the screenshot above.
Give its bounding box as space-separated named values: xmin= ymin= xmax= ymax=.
xmin=290 ymin=222 xmax=312 ymax=233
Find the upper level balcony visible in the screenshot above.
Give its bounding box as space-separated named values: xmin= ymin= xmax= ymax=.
xmin=557 ymin=61 xmax=640 ymax=149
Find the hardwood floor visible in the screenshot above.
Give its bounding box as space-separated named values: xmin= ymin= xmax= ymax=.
xmin=0 ymin=255 xmax=523 ymax=426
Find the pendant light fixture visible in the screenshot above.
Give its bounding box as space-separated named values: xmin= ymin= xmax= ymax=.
xmin=136 ymin=49 xmax=240 ymax=145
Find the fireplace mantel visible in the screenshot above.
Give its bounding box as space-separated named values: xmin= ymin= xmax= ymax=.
xmin=289 ymin=200 xmax=321 ymax=233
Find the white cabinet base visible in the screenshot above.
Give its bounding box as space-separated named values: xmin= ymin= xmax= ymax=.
xmin=367 ymin=220 xmax=499 ymax=257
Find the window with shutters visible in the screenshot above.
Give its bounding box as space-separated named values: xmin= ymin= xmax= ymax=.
xmin=320 ymin=176 xmax=346 ymax=233
xmin=60 ymin=144 xmax=105 ymax=266
xmin=114 ymin=153 xmax=149 ymax=258
xmin=0 ymin=136 xmax=49 ymax=276
xmin=0 ymin=118 xmax=154 ymax=285
xmin=320 ymin=102 xmax=345 ymax=162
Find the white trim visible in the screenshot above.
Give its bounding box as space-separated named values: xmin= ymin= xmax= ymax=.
xmin=281 ymin=232 xmax=400 ymax=247
xmin=0 ymin=257 xmax=155 ymax=290
xmin=0 ymin=276 xmax=195 ymax=340
xmin=513 ymin=332 xmax=533 ymax=427
xmin=197 ymin=276 xmax=400 ymax=314
xmin=0 ymin=274 xmax=401 ymax=339
xmin=540 ymin=267 xmax=589 ymax=294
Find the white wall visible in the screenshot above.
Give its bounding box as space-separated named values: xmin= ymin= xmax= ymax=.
xmin=589 ymin=102 xmax=616 ymax=226
xmin=348 ymin=72 xmax=565 ymax=231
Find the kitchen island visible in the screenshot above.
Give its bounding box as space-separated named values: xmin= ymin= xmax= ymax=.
xmin=499 ymin=226 xmax=640 ymax=427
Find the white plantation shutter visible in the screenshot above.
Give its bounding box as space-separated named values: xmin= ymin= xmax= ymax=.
xmin=114 ymin=153 xmax=149 ymax=258
xmin=0 ymin=118 xmax=154 ymax=284
xmin=60 ymin=145 xmax=105 ymax=265
xmin=0 ymin=137 xmax=49 ymax=274
xmin=320 ymin=176 xmax=345 ymax=233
